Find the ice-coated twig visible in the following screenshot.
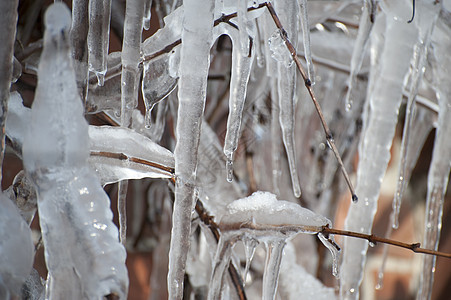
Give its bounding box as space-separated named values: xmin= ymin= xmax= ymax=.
xmin=265 ymin=1 xmax=358 ymax=202
xmin=0 ymin=0 xmax=19 ymax=183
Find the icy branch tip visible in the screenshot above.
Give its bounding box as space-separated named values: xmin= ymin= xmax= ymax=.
xmin=45 ymin=2 xmax=72 ymax=33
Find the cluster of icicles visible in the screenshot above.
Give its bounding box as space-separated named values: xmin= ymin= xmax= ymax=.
xmin=1 ymin=0 xmax=450 ymax=299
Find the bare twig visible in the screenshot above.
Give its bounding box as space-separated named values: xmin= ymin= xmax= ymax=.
xmin=265 ymin=2 xmax=358 ymax=202
xmin=321 ymin=226 xmax=451 ymax=259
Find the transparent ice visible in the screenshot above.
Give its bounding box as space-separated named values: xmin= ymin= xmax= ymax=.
xmin=3 ymin=0 xmax=451 ymax=299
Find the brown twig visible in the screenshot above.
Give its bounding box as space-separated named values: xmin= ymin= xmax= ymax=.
xmin=90 ymin=151 xmax=175 ymax=175
xmin=321 ymin=226 xmax=451 ymax=259
xmin=141 ymin=3 xmax=266 ymax=63
xmin=264 ymin=2 xmax=358 ymax=202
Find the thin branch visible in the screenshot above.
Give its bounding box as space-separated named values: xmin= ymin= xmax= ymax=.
xmin=141 ymin=3 xmax=266 ymax=63
xmin=264 ymin=2 xmax=358 ymax=202
xmin=90 ymin=151 xmax=175 ymax=175
xmin=321 ymin=226 xmax=451 ymax=259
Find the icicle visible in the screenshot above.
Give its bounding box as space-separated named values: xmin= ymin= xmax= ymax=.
xmin=375 ymin=212 xmax=394 ymax=290
xmin=0 ymin=0 xmax=18 ymax=184
xmin=242 ymin=237 xmax=258 ymax=283
xmin=207 ymin=235 xmax=234 ymax=300
xmin=262 ymin=239 xmax=286 ymax=300
xmin=22 ymin=4 xmax=128 ymax=298
xmin=0 ymin=192 xmax=34 ymax=298
xmin=416 ymin=12 xmax=451 ymax=299
xmin=168 ymin=0 xmax=214 ymax=298
xmin=142 ymin=53 xmax=177 ymax=128
xmin=317 ymin=233 xmax=340 ymax=277
xmin=70 ymin=0 xmax=89 ymax=101
xmin=118 ymin=180 xmax=128 ymax=244
xmin=299 ymin=0 xmax=315 ymax=84
xmin=143 ymin=0 xmax=153 ymax=30
xmin=392 ymin=0 xmax=440 ymax=229
xmin=88 ymin=0 xmax=112 ymax=86
xmin=341 ymin=1 xmax=418 ymax=298
xmin=121 ymin=0 xmax=145 ymax=124
xmin=270 ymin=83 xmax=281 ymax=195
xmin=222 ymin=24 xmax=254 ymax=183
xmin=119 ymin=0 xmax=145 ymax=252
xmin=392 ymin=104 xmax=436 ymax=229
xmin=345 ymin=0 xmax=375 ymax=111
xmin=273 ymin=0 xmax=301 ymax=198
xmin=146 ymin=100 xmax=169 ymax=142
xmin=237 ymin=0 xmax=252 ymax=55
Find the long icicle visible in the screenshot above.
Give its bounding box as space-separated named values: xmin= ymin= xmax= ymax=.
xmin=262 ymin=239 xmax=286 ymax=300
xmin=274 ymin=0 xmax=301 ymax=198
xmin=340 ymin=1 xmax=418 ymax=297
xmin=168 ymin=0 xmax=214 ymax=298
xmin=223 ymin=25 xmax=254 ymax=183
xmin=120 ymin=0 xmax=145 ymax=245
xmin=417 ymin=11 xmax=451 ymax=297
xmin=265 ymin=1 xmax=357 ymax=201
xmin=392 ymin=0 xmax=440 ymax=229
